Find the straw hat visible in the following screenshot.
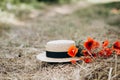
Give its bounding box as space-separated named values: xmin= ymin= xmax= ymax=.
xmin=36 ymin=40 xmax=80 ymax=63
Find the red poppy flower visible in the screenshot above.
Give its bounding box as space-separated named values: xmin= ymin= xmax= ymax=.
xmin=70 ymin=60 xmax=76 ymax=64
xmin=94 ymin=41 xmax=100 ymax=48
xmin=83 ymin=57 xmax=92 ymax=63
xmin=82 ymin=50 xmax=89 ymax=56
xmin=98 ymin=50 xmax=104 ymax=57
xmin=104 ymin=48 xmax=112 ymax=57
xmin=99 ymin=48 xmax=112 ymax=57
xmin=102 ymin=40 xmax=109 ymax=47
xmin=68 ymin=45 xmax=78 ymax=57
xmin=84 ymin=37 xmax=100 ymax=50
xmin=92 ymin=53 xmax=97 ymax=58
xmin=112 ymin=41 xmax=120 ymax=55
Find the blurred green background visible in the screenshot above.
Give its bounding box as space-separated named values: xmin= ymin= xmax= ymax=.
xmin=0 ymin=0 xmax=78 ymax=10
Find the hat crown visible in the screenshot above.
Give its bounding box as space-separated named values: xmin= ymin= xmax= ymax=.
xmin=46 ymin=40 xmax=75 ymax=52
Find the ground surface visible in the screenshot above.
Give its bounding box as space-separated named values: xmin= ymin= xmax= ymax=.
xmin=0 ymin=1 xmax=120 ymax=80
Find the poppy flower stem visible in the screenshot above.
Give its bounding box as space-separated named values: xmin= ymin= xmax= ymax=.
xmin=115 ymin=54 xmax=117 ymax=77
xmin=86 ymin=49 xmax=96 ymax=61
xmin=108 ymin=67 xmax=113 ymax=80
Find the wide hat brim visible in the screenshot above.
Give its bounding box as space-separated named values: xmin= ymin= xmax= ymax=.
xmin=36 ymin=52 xmax=80 ymax=63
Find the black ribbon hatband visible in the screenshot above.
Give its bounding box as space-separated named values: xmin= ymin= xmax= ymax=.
xmin=46 ymin=51 xmax=82 ymax=58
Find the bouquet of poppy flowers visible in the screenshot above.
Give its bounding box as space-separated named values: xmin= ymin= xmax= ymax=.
xmin=67 ymin=37 xmax=120 ymax=64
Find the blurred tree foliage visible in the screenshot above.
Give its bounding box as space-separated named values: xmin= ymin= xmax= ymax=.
xmin=0 ymin=0 xmax=79 ymax=20
xmin=38 ymin=0 xmax=73 ymax=4
xmin=0 ymin=0 xmax=79 ymax=10
xmin=0 ymin=0 xmax=77 ymax=5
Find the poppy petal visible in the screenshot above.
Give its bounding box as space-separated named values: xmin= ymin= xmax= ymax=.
xmin=68 ymin=45 xmax=78 ymax=57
